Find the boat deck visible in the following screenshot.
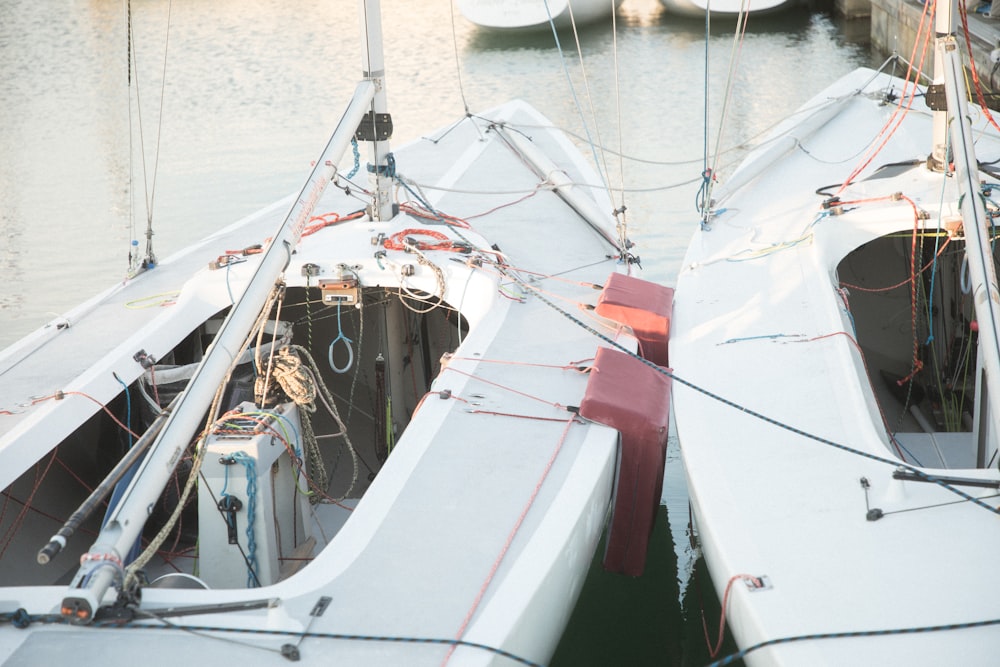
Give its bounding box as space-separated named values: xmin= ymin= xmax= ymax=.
xmin=0 ymin=99 xmax=658 ymax=666
xmin=671 ymin=68 xmax=1000 ymax=665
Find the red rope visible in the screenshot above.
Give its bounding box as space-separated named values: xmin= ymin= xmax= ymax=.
xmin=212 ymin=413 xmax=354 ymax=512
xmin=906 ymin=196 xmax=922 ymax=390
xmin=301 ymin=210 xmax=365 ymax=238
xmin=703 ymin=573 xmax=760 ymax=658
xmin=381 ymin=228 xmax=465 ymax=252
xmin=960 ymin=5 xmax=1000 ymax=134
xmin=442 ymin=415 xmax=579 ymax=665
xmin=841 ymin=235 xmax=952 ymax=293
xmin=399 ymin=202 xmax=472 ymax=229
xmin=0 ymin=451 xmax=58 ymax=559
xmin=53 ymin=455 xmax=96 ymax=494
xmin=799 ymin=330 xmax=907 ymax=458
xmin=440 ymin=366 xmax=571 ymax=411
xmin=26 ymin=391 xmax=139 ymax=439
xmin=837 ymin=0 xmax=936 ymax=193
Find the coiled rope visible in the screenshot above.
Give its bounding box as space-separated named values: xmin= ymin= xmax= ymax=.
xmin=269 ymin=345 xmax=360 ymax=504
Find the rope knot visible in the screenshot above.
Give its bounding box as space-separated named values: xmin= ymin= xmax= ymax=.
xmin=271 ymin=348 xmax=317 ymax=410
xmin=10 ymin=609 xmax=31 ymax=629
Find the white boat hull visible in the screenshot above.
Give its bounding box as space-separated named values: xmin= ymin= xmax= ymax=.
xmin=658 ymin=0 xmax=802 ymax=18
xmin=672 ymin=66 xmax=1000 ymax=664
xmin=0 ymin=92 xmax=671 ymax=663
xmin=458 ymin=0 xmax=624 ymax=30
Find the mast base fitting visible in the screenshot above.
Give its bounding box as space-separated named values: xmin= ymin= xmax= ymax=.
xmin=355 ymin=111 xmax=393 ymax=141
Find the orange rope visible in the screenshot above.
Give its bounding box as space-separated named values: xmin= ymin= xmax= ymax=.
xmin=444 ymin=355 xmax=591 ymax=373
xmin=221 ymin=209 xmax=365 ymax=257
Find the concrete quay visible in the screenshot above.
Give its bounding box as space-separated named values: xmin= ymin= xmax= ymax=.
xmin=838 ymin=0 xmax=1000 ymax=99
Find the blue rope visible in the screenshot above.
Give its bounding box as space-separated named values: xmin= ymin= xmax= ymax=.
xmin=224 ymin=261 xmax=236 ymax=306
xmin=107 ymin=374 xmax=141 ymax=564
xmin=222 ymin=452 xmax=259 ymax=587
xmin=924 ymin=157 xmax=951 ymax=345
xmin=366 ymin=151 xmax=396 ymax=178
xmin=328 ymin=301 xmax=354 ymax=374
xmin=346 ymin=137 xmax=361 ymax=179
xmin=113 ymin=373 xmax=133 ymax=448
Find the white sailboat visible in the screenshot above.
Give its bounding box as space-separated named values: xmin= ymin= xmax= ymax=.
xmin=671 ymin=1 xmax=1000 ymax=664
xmin=0 ymin=1 xmax=672 ymax=664
xmin=658 ymin=0 xmax=803 ymax=19
xmin=457 ymin=0 xmax=623 ymax=31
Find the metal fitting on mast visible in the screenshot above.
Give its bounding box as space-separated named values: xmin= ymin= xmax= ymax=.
xmin=359 ymin=0 xmax=396 ymax=222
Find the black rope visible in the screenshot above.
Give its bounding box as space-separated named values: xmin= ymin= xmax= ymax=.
xmin=0 ymin=610 xmax=542 ymax=667
xmin=506 ymin=268 xmax=1000 ymax=516
xmin=706 ymin=617 xmax=1000 ymax=666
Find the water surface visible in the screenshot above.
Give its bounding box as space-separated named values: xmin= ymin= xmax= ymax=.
xmin=0 ymin=1 xmax=874 ymax=663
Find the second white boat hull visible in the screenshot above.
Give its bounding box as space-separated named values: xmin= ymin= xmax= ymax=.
xmin=659 ymin=0 xmax=803 ymax=18
xmin=458 ymin=0 xmax=624 ymax=30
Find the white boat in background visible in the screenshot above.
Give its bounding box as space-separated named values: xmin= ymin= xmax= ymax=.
xmin=457 ymin=0 xmax=623 ymax=30
xmin=0 ymin=0 xmax=672 ymax=664
xmin=658 ymin=0 xmax=801 ymax=18
xmin=671 ymin=0 xmax=1000 ymax=664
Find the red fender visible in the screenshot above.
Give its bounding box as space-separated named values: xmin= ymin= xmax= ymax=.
xmin=579 ymin=346 xmax=671 ymax=576
xmin=594 ymin=272 xmax=673 ymax=367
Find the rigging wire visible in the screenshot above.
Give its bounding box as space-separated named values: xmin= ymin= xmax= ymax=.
xmin=447 ymin=0 xmax=471 ymax=117
xmin=560 ymin=0 xmax=623 ymax=219
xmin=698 ymin=3 xmax=711 ymax=217
xmin=699 ymin=0 xmax=752 ymax=226
xmin=608 ymin=1 xmax=631 ymax=253
xmin=541 ymin=0 xmax=629 ymax=249
xmin=125 ymin=0 xmax=173 ymax=275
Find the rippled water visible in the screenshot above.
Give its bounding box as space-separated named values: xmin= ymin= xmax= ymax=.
xmin=0 ymin=0 xmax=875 ymax=663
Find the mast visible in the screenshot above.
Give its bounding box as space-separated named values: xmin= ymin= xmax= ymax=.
xmin=59 ymin=73 xmax=382 ymax=626
xmin=929 ymin=0 xmax=951 ymax=169
xmin=935 ymin=0 xmax=1000 ymax=464
xmin=359 ymin=0 xmax=396 ymax=222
